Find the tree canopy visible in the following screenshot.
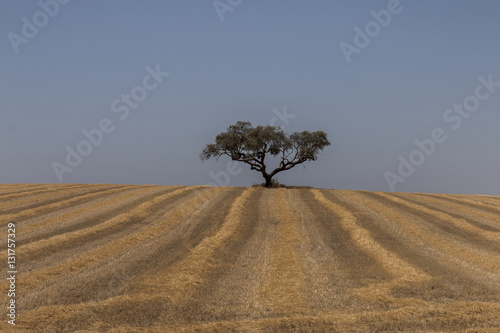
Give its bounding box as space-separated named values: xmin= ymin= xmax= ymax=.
xmin=201 ymin=121 xmax=331 ymax=187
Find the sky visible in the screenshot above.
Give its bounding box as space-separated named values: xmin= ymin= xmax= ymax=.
xmin=1 ymin=0 xmax=499 ymax=195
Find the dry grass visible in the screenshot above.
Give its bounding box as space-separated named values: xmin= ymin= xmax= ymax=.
xmin=261 ymin=189 xmax=307 ymax=315
xmin=0 ymin=184 xmax=139 ymax=227
xmin=0 ymin=184 xmax=499 ymax=332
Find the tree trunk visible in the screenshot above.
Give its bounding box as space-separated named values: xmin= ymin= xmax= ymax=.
xmin=263 ymin=174 xmax=272 ymax=188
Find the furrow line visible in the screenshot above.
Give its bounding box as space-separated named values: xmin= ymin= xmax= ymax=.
xmin=445 ymin=193 xmax=500 ymax=207
xmin=19 ymin=186 xmax=179 ymax=245
xmin=357 ymin=192 xmax=500 ymax=284
xmin=424 ymin=193 xmax=500 ymax=217
xmin=295 ymin=189 xmax=392 ymax=310
xmin=3 ymin=187 xmax=220 ymax=294
xmin=312 ymin=189 xmax=427 ymax=282
xmin=175 ymin=189 xmax=276 ymax=322
xmin=379 ymin=192 xmax=500 ymax=250
xmin=0 ymin=183 xmax=91 ymax=200
xmin=137 ymin=187 xmax=254 ymax=300
xmin=13 ymin=187 xmax=245 ymax=325
xmin=300 ymin=190 xmax=392 ymax=284
xmin=336 ymin=190 xmax=500 ymax=303
xmin=17 ymin=186 xmax=196 ymax=260
xmin=473 ymin=195 xmax=500 ymax=207
xmin=20 ymin=187 xmax=233 ymax=311
xmin=259 ymin=189 xmax=308 ymax=316
xmin=0 ymin=184 xmax=127 ymax=213
xmin=0 ymin=185 xmax=138 ymax=226
xmin=15 ymin=299 xmax=500 ymax=332
xmin=315 ymin=189 xmax=432 ymax=307
xmin=0 ymin=183 xmax=52 ymax=194
xmin=409 ymin=193 xmax=500 ymax=232
xmin=143 ymin=187 xmax=262 ymax=325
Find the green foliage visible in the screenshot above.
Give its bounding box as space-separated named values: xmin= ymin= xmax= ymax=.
xmin=202 ymin=121 xmax=331 ymax=187
xmin=252 ymin=178 xmax=286 ymax=188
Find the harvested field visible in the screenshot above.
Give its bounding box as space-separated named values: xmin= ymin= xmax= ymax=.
xmin=1 ymin=183 xmax=499 ymax=332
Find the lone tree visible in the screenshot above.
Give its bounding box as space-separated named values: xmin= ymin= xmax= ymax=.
xmin=201 ymin=121 xmax=331 ymax=187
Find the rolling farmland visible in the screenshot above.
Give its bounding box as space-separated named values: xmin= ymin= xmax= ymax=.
xmin=1 ymin=183 xmax=500 ymax=332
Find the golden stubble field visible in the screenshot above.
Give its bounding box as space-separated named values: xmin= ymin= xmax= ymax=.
xmin=1 ymin=183 xmax=500 ymax=332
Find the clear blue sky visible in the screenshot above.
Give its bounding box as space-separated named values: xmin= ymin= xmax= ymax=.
xmin=1 ymin=0 xmax=499 ymax=195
